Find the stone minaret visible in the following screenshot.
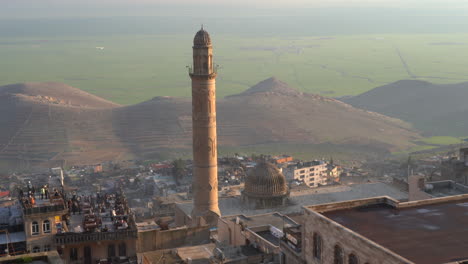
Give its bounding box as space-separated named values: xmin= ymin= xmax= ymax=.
xmin=189 ymin=27 xmax=220 ymax=225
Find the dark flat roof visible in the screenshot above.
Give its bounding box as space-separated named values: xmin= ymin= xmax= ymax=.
xmin=256 ymin=230 xmax=280 ymax=246
xmin=322 ymin=199 xmax=468 ymax=264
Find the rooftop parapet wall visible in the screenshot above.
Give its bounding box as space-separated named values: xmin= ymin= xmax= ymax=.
xmin=23 ymin=204 xmax=67 ymax=215
xmin=398 ymin=192 xmax=468 ymax=209
xmin=305 ymin=192 xmax=468 ymax=213
xmin=55 ymin=229 xmax=137 ymax=245
xmin=305 ymin=196 xmax=398 ymax=213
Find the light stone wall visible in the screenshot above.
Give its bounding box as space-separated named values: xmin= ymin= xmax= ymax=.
xmin=60 ymin=239 xmax=136 ymax=264
xmin=24 ymin=210 xmax=68 ymax=253
xmin=408 ymin=175 xmax=432 ymax=201
xmin=290 ymin=164 xmax=329 ymax=187
xmin=302 ymin=209 xmax=414 ymax=264
xmin=136 ymin=226 xmax=210 ymax=253
xmin=190 ymin=30 xmax=220 ymax=225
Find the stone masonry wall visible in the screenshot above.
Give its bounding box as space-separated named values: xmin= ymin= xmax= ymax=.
xmin=302 ymin=210 xmax=414 ymax=264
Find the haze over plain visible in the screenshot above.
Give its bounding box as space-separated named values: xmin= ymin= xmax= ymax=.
xmin=1 ymin=0 xmax=468 ymax=168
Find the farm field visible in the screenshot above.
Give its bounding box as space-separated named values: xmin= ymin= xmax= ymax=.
xmin=2 ymin=33 xmax=468 ymax=105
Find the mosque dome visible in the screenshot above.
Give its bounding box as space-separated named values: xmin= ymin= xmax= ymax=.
xmin=244 ymin=161 xmax=289 ymax=199
xmin=193 ymin=27 xmax=212 ymax=47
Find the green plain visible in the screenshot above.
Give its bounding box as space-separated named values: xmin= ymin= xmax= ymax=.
xmin=2 ymin=34 xmax=468 ymax=105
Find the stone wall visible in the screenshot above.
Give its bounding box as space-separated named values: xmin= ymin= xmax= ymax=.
xmin=279 ymin=240 xmax=305 ymax=264
xmin=302 ymin=209 xmax=413 ymax=264
xmin=174 ymin=204 xmax=191 ymax=227
xmin=408 ymin=175 xmax=432 ymax=201
xmin=137 ymin=226 xmax=210 ymax=253
xmin=24 ymin=209 xmax=68 ymax=253
xmin=60 ymin=238 xmax=136 ymax=264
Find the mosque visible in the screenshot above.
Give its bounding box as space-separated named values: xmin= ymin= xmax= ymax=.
xmin=177 ymin=27 xmax=408 ymax=227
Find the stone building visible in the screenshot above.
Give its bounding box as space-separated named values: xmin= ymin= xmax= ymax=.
xmin=408 ymin=174 xmax=468 ymax=201
xmin=175 ymin=181 xmax=408 ymax=227
xmin=217 ymin=212 xmax=298 ymax=259
xmin=284 ymin=161 xmax=339 ymax=188
xmin=18 ymin=176 xmax=69 ymax=254
xmin=22 ymin=198 xmax=68 ymax=254
xmin=281 ymin=195 xmax=468 ymax=264
xmin=55 ymin=192 xmax=137 ymax=264
xmin=242 ymin=162 xmax=289 ymax=209
xmin=441 ymin=147 xmax=468 ymax=184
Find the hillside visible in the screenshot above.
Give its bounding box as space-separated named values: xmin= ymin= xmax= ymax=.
xmin=220 ymin=78 xmax=419 ymax=148
xmin=343 ymin=80 xmax=468 ymax=136
xmin=0 ymin=83 xmax=126 ymax=170
xmin=0 ymin=79 xmax=421 ymax=170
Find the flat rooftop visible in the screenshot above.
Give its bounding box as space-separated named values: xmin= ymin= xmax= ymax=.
xmin=176 ymin=243 xmax=216 ymax=263
xmin=256 ymin=230 xmax=280 ymax=246
xmin=178 ymin=182 xmax=408 ymax=217
xmin=425 ymin=180 xmax=468 ymax=198
xmin=223 ymin=212 xmax=297 ymax=230
xmin=322 ymin=198 xmax=468 ymax=264
xmin=67 ymin=193 xmax=132 ymax=233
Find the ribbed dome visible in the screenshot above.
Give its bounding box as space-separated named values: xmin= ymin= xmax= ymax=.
xmin=193 ymin=28 xmax=212 ymax=47
xmin=244 ymin=161 xmax=289 ymax=198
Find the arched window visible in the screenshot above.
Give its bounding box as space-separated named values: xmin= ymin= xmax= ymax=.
xmin=43 ymin=220 xmax=51 ymax=233
xmin=313 ymin=233 xmax=322 ymax=259
xmin=31 ymin=221 xmax=39 ymax=235
xmin=32 ymin=246 xmax=40 ymax=253
xmin=334 ymin=245 xmax=344 ymax=264
xmin=118 ymin=243 xmax=127 ymax=256
xmin=349 ymin=254 xmax=359 ymax=264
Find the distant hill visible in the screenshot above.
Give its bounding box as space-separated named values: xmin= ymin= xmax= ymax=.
xmin=0 ymin=83 xmax=126 ymax=170
xmin=0 ymin=82 xmax=119 ymax=108
xmin=0 ymin=79 xmax=421 ymax=170
xmin=343 ymin=80 xmax=468 ymax=136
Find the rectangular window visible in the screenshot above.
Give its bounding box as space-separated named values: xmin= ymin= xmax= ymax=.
xmin=43 ymin=245 xmax=51 ymax=252
xmin=31 ymin=222 xmax=39 ymax=235
xmin=70 ymin=248 xmax=78 ymax=261
xmin=118 ymin=243 xmax=127 ymax=257
xmin=300 ymin=170 xmax=305 ymax=174
xmin=108 ymin=244 xmax=116 ymax=258
xmin=43 ymin=220 xmax=51 ymax=233
xmin=313 ymin=233 xmax=322 ymax=259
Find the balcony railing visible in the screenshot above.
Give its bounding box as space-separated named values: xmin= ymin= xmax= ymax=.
xmin=187 ymin=64 xmax=218 ymax=76
xmin=23 ymin=204 xmax=66 ymax=215
xmin=55 ymin=229 xmax=138 ymax=245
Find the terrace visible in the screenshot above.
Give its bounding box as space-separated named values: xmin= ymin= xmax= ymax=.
xmin=19 ymin=190 xmax=67 ymax=215
xmin=56 ymin=192 xmax=137 ymax=245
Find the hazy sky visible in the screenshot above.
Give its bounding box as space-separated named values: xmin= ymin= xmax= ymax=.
xmin=0 ymin=0 xmax=468 ymax=15
xmin=2 ymin=0 xmax=468 ymax=19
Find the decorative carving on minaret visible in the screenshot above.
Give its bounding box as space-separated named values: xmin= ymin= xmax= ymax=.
xmin=189 ymin=27 xmax=221 ymax=225
xmin=208 ymin=137 xmax=216 ymax=158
